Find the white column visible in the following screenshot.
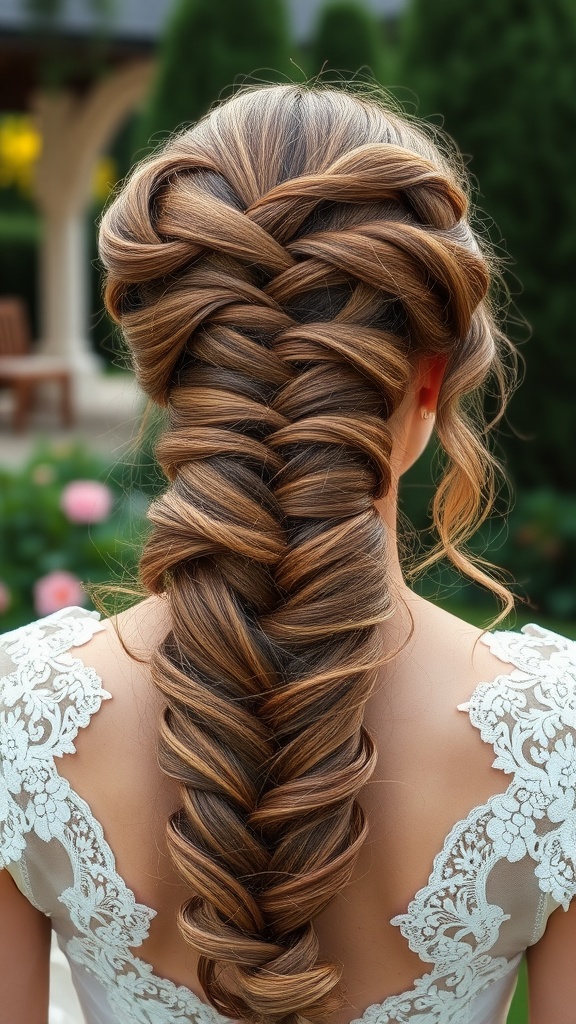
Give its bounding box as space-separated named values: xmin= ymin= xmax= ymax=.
xmin=40 ymin=208 xmax=98 ymax=371
xmin=31 ymin=61 xmax=154 ymax=375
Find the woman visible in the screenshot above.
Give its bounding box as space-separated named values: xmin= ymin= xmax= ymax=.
xmin=1 ymin=83 xmax=575 ymax=1024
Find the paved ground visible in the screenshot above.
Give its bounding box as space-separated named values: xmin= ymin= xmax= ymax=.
xmin=0 ymin=371 xmax=146 ymax=469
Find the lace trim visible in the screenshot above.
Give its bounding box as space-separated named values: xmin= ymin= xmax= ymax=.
xmin=1 ymin=610 xmax=575 ymax=1024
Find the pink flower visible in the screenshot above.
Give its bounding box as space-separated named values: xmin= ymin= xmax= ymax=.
xmin=0 ymin=581 xmax=11 ymax=615
xmin=33 ymin=571 xmax=86 ymax=616
xmin=60 ymin=480 xmax=113 ymax=524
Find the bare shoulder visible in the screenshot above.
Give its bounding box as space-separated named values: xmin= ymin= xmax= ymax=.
xmin=58 ymin=596 xmax=181 ymax=904
xmin=392 ymin=591 xmax=517 ymax=704
xmin=62 ymin=595 xmax=172 ymax=787
xmin=101 ymin=593 xmax=172 ymax=663
xmin=370 ymin=592 xmax=520 ymax=802
xmin=71 ymin=594 xmax=171 ymax=691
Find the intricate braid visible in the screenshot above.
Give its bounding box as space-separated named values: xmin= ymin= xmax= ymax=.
xmin=99 ymin=85 xmax=512 ymax=1024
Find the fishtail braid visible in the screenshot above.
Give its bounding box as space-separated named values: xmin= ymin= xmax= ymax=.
xmin=99 ymin=84 xmax=513 ymax=1024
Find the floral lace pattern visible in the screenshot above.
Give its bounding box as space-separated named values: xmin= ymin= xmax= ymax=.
xmin=465 ymin=626 xmax=576 ymax=911
xmin=1 ymin=609 xmax=576 ymax=1024
xmin=351 ymin=623 xmax=576 ymax=1024
xmin=0 ymin=607 xmax=231 ymax=1024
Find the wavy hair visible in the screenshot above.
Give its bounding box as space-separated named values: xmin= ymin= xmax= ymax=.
xmin=98 ymin=83 xmax=515 ymax=1024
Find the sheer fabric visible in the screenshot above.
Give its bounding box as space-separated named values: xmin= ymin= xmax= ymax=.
xmin=1 ymin=606 xmax=575 ymax=1024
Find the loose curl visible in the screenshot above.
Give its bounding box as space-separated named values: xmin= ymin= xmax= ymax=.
xmin=98 ymin=84 xmax=515 ymax=1024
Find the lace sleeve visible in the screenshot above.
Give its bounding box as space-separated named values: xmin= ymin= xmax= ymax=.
xmin=0 ymin=607 xmax=109 ymax=870
xmin=471 ymin=624 xmax=576 ymax=911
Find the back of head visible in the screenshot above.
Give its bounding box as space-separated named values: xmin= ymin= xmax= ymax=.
xmin=99 ymin=83 xmax=511 ymax=1024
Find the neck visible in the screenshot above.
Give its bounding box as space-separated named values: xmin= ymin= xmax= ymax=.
xmin=374 ymin=480 xmax=406 ymax=592
xmin=373 ymin=481 xmax=422 ymax=653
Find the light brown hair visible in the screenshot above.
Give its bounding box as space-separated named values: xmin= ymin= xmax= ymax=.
xmin=98 ymin=83 xmax=514 ymax=1024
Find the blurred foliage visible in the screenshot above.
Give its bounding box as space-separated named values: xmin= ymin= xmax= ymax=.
xmin=508 ymin=960 xmax=528 ymax=1024
xmin=398 ymin=0 xmax=576 ymax=492
xmin=308 ymin=1 xmax=389 ymax=82
xmin=136 ymin=0 xmax=294 ymax=154
xmin=400 ymin=441 xmax=576 ymax=624
xmin=22 ymin=0 xmax=116 ymax=89
xmin=0 ymin=439 xmax=153 ymax=632
xmin=504 ymin=489 xmax=576 ymax=619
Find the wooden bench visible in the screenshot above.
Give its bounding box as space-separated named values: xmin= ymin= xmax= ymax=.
xmin=0 ymin=297 xmax=74 ymax=432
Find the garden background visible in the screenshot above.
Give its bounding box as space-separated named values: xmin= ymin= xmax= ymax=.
xmin=1 ymin=1 xmax=576 ymax=1022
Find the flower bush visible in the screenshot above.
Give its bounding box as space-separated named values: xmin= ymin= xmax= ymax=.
xmin=33 ymin=570 xmax=88 ymax=617
xmin=0 ymin=439 xmax=154 ymax=632
xmin=60 ymin=479 xmax=114 ymax=524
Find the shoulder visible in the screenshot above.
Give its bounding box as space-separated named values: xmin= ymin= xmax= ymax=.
xmin=391 ymin=596 xmax=576 ymax=790
xmin=0 ymin=596 xmax=170 ymax=731
xmin=0 ymin=604 xmax=106 ymax=673
xmin=465 ymin=621 xmax=576 ymax=733
xmin=462 ymin=622 xmax=576 ymax=909
xmin=58 ymin=594 xmax=171 ymax=753
xmin=403 ymin=595 xmax=576 ymax=706
xmin=462 ymin=622 xmax=576 ymax=772
xmin=26 ymin=596 xmax=175 ymax=835
xmin=0 ymin=605 xmax=111 ymax=733
xmin=481 ymin=621 xmax=576 ymax=677
xmin=0 ymin=595 xmax=171 ymax=782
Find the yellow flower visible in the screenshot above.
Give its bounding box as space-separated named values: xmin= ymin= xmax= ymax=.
xmin=0 ymin=116 xmax=42 ymax=193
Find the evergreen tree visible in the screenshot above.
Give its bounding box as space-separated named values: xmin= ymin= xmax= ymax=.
xmin=309 ymin=1 xmax=387 ymax=83
xmin=400 ymin=1 xmax=576 ymax=490
xmin=137 ymin=0 xmax=292 ymax=152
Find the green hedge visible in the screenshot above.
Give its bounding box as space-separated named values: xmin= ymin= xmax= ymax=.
xmin=398 ymin=0 xmax=576 ymax=491
xmin=400 ymin=444 xmax=576 ymax=625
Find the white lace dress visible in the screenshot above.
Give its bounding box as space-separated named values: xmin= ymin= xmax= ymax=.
xmin=1 ymin=606 xmax=575 ymax=1024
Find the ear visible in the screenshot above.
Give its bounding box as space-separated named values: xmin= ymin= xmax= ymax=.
xmin=392 ymin=354 xmax=449 ymax=478
xmin=417 ymin=354 xmax=449 ymax=416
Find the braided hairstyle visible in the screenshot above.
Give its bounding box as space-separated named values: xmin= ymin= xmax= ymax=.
xmin=99 ymin=84 xmax=513 ymax=1024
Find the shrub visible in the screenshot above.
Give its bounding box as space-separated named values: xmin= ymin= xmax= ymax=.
xmin=400 ymin=448 xmax=576 ymax=621
xmin=0 ymin=439 xmax=150 ymax=632
xmin=501 ymin=489 xmax=576 ymax=619
xmin=308 ymin=1 xmax=388 ymax=82
xmin=137 ymin=0 xmax=292 ymax=152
